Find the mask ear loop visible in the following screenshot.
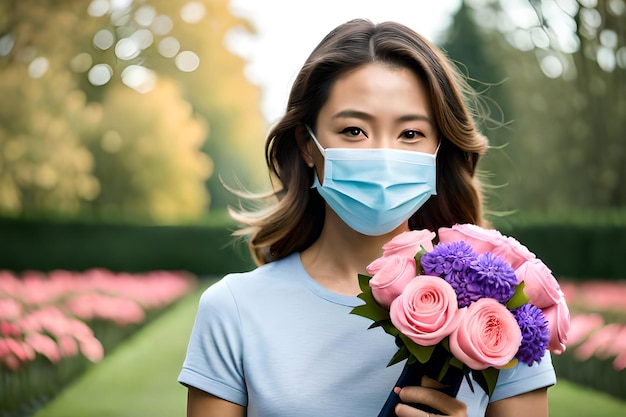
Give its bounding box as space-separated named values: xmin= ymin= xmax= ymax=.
xmin=304 ymin=125 xmax=326 ymax=156
xmin=304 ymin=124 xmax=326 ymax=187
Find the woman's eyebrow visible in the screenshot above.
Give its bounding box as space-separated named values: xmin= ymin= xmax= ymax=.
xmin=332 ymin=109 xmax=374 ymax=121
xmin=332 ymin=109 xmax=433 ymax=126
xmin=398 ymin=114 xmax=433 ymax=126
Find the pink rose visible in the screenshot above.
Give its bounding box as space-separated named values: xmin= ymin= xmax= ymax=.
xmin=449 ymin=298 xmax=522 ymax=370
xmin=389 ymin=276 xmax=462 ymax=346
xmin=366 ymin=257 xmax=388 ymax=276
xmin=516 ymin=259 xmax=563 ymax=308
xmin=438 ymin=223 xmax=504 ymax=250
xmin=369 ymin=255 xmax=417 ymax=309
xmin=542 ymin=300 xmax=570 ymax=355
xmin=491 ymin=236 xmax=536 ymax=270
xmin=438 ymin=224 xmax=535 ymax=270
xmin=438 ymin=223 xmax=504 ymax=254
xmin=382 ymin=229 xmax=436 ymax=258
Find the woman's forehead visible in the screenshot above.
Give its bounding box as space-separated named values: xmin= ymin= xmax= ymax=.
xmin=319 ymin=63 xmax=433 ymax=123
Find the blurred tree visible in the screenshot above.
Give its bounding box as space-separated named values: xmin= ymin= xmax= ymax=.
xmin=0 ymin=0 xmax=266 ymax=222
xmin=75 ymin=0 xmax=268 ymax=209
xmin=0 ymin=1 xmax=102 ymax=217
xmin=0 ymin=69 xmax=100 ymax=216
xmin=437 ymin=2 xmax=517 ymax=215
xmin=86 ymin=79 xmax=211 ymax=222
xmin=461 ymin=0 xmax=626 ymax=211
xmin=439 ymin=1 xmax=511 ymax=136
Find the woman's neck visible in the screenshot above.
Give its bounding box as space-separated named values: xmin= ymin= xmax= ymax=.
xmin=300 ymin=213 xmax=409 ymax=296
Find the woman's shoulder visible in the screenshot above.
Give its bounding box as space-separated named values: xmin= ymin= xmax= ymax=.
xmin=201 ymin=252 xmax=303 ymax=302
xmin=224 ymin=252 xmax=301 ymax=283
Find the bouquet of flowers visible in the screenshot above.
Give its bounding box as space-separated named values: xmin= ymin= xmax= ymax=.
xmin=350 ymin=223 xmax=570 ymax=416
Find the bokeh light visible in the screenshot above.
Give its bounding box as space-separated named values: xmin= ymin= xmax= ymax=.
xmin=134 ymin=5 xmax=156 ymax=27
xmin=93 ymin=29 xmax=115 ymax=50
xmin=175 ymin=51 xmax=200 ymax=72
xmin=0 ymin=34 xmax=15 ymax=56
xmin=28 ymin=57 xmax=49 ymax=79
xmin=88 ymin=63 xmax=113 ymax=86
xmin=157 ymin=36 xmax=180 ymax=58
xmin=70 ymin=53 xmax=93 ymax=73
xmin=540 ymin=54 xmax=564 ymax=78
xmin=115 ymin=38 xmax=140 ymax=60
xmin=180 ymin=1 xmax=206 ymax=24
xmin=121 ymin=65 xmax=157 ymax=93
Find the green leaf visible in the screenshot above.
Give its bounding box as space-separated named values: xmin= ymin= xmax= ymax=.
xmin=350 ymin=274 xmax=390 ymax=323
xmin=398 ymin=333 xmax=435 ymax=364
xmin=479 ymin=367 xmax=500 ymax=397
xmin=388 ymin=345 xmax=411 ymax=367
xmin=350 ymin=302 xmax=389 ymax=323
xmin=506 ymin=281 xmax=529 ymax=309
xmin=370 ymin=319 xmax=400 ymax=338
xmin=449 ymin=356 xmax=464 ymax=369
xmin=414 ymin=246 xmax=428 ymax=275
xmin=357 ymin=274 xmax=372 ymax=293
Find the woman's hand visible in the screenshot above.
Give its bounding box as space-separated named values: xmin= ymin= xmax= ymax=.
xmin=394 ymin=376 xmax=468 ymax=417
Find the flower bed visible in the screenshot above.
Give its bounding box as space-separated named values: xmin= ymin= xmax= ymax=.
xmin=0 ymin=268 xmax=197 ymax=417
xmin=553 ymin=280 xmax=626 ymax=400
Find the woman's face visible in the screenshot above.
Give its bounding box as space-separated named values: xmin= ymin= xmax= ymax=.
xmin=309 ymin=62 xmax=439 ymax=172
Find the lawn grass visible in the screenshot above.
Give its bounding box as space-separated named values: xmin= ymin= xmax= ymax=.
xmin=33 ymin=279 xmax=626 ymax=417
xmin=549 ymin=379 xmax=626 ymax=417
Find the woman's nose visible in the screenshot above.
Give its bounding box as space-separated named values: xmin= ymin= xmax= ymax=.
xmin=372 ymin=135 xmax=396 ymax=149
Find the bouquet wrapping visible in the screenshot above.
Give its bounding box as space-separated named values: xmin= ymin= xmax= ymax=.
xmin=350 ymin=224 xmax=570 ymax=416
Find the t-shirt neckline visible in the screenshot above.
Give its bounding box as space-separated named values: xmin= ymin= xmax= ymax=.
xmin=290 ymin=252 xmax=363 ymax=307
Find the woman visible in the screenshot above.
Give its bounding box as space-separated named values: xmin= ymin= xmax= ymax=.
xmin=178 ymin=19 xmax=556 ymax=417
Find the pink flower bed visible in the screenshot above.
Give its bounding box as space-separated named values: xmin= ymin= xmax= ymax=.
xmin=0 ymin=269 xmax=196 ymax=371
xmin=561 ymin=280 xmax=626 ymax=313
xmin=561 ymin=280 xmax=626 ymax=371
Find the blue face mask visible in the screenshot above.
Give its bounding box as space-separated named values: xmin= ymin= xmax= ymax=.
xmin=305 ymin=125 xmax=438 ymax=236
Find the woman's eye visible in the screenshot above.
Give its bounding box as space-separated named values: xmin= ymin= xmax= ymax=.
xmin=401 ymin=130 xmax=424 ymax=141
xmin=340 ymin=127 xmax=365 ymax=137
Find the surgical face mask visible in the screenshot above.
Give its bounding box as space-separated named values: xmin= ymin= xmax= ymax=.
xmin=305 ymin=125 xmax=438 ymax=236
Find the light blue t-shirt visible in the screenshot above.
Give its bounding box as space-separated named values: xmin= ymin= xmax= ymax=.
xmin=178 ymin=253 xmax=556 ymax=417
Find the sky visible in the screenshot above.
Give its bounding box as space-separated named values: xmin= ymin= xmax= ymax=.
xmin=225 ymin=0 xmax=461 ymax=124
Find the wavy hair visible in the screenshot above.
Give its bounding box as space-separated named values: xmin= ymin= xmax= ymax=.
xmin=230 ymin=19 xmax=489 ymax=265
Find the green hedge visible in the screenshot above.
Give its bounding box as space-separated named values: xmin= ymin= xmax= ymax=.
xmin=552 ymin=349 xmax=626 ymax=401
xmin=0 ymin=217 xmax=255 ymax=276
xmin=495 ymin=224 xmax=626 ymax=280
xmin=491 ymin=211 xmax=626 ymax=280
xmin=1 ymin=212 xmax=625 ymax=279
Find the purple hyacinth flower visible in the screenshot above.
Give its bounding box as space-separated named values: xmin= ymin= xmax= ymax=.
xmin=466 ymin=252 xmax=518 ymax=304
xmin=421 ymin=241 xmax=478 ymax=307
xmin=513 ymin=303 xmax=550 ymax=366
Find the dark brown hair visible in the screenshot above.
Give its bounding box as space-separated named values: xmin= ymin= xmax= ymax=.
xmin=230 ymin=19 xmax=489 ymax=265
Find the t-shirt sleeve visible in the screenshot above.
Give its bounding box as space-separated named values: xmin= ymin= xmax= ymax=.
xmin=489 ymin=351 xmax=557 ymax=403
xmin=177 ymin=276 xmax=247 ymax=406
